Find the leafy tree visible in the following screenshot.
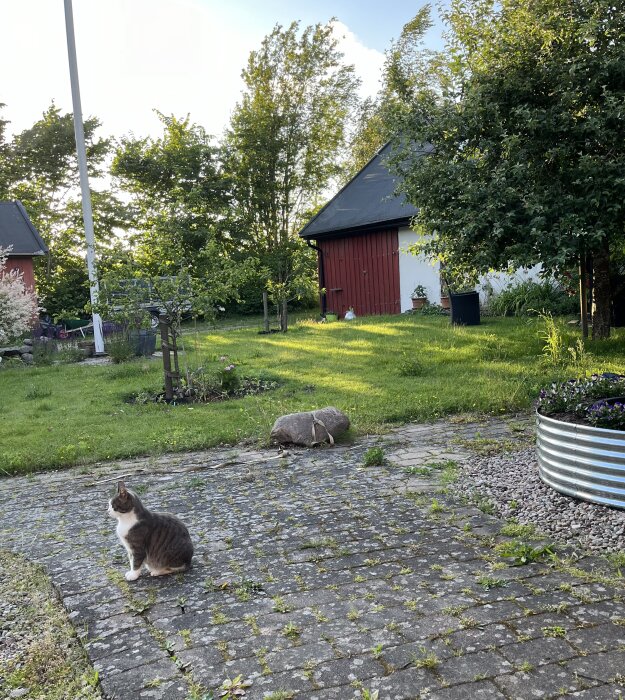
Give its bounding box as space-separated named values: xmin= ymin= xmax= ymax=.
xmin=223 ymin=21 xmax=360 ymax=326
xmin=112 ymin=113 xmax=230 ymax=276
xmin=0 ymin=103 xmax=128 ymax=319
xmin=389 ymin=0 xmax=625 ymax=339
xmin=346 ymin=8 xmax=435 ymax=175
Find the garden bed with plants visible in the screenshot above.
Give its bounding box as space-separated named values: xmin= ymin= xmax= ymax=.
xmin=537 ymin=373 xmax=625 ymax=430
xmin=128 ymin=358 xmax=279 ymax=405
xmin=536 ymin=373 xmax=625 ymax=509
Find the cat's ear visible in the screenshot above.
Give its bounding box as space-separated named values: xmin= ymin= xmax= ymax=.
xmin=117 ymin=481 xmax=128 ymax=497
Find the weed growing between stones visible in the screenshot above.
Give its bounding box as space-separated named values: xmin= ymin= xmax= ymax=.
xmin=500 ymin=521 xmax=538 ymax=538
xmin=219 ymin=674 xmax=253 ymax=698
xmin=476 ymin=575 xmax=508 ymax=590
xmin=363 ymin=447 xmax=385 ymax=467
xmin=412 ymin=647 xmax=440 ymax=670
xmin=495 ymin=539 xmax=555 ymax=566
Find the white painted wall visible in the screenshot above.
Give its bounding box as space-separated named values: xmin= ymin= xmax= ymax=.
xmin=398 ymin=226 xmax=544 ymax=310
xmin=398 ymin=227 xmax=440 ymax=312
xmin=477 ymin=266 xmax=543 ymax=303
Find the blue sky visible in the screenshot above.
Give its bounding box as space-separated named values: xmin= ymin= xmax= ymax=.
xmin=0 ymin=0 xmax=447 ymax=140
xmin=202 ymin=0 xmax=448 ymax=52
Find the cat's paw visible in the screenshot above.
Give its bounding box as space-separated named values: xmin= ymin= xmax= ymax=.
xmin=125 ymin=570 xmax=141 ymax=581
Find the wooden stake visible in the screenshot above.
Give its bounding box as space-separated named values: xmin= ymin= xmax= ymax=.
xmin=159 ymin=314 xmax=174 ymax=401
xmin=262 ymin=291 xmax=270 ymax=332
xmin=579 ymin=250 xmax=588 ymax=339
xmin=281 ymin=299 xmax=288 ymax=333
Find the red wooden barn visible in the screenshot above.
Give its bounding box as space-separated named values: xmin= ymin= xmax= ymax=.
xmin=299 ymin=143 xmax=422 ymax=318
xmin=0 ymin=200 xmax=48 ymax=293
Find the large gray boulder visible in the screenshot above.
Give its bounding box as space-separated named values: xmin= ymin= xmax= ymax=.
xmin=270 ymin=407 xmax=350 ymax=447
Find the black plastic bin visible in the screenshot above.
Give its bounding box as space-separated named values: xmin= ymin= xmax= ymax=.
xmin=130 ymin=330 xmax=157 ymax=356
xmin=450 ymin=291 xmax=480 ymax=326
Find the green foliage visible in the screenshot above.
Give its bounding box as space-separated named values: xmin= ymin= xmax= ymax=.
xmin=0 ymin=551 xmax=101 ymax=700
xmin=219 ymin=674 xmax=252 ymax=698
xmin=0 ymin=103 xmax=128 ymax=318
xmin=55 ymin=344 xmax=85 ymax=364
xmin=224 ymin=21 xmax=359 ymax=326
xmin=539 ymin=312 xmax=566 ymax=366
xmin=500 ymin=522 xmax=537 ymax=539
xmin=24 ymin=385 xmax=52 ymax=400
xmin=112 ymin=113 xmax=228 ymax=277
xmin=476 ymin=575 xmax=508 ymax=591
xmin=106 ymin=334 xmax=136 ymax=364
xmin=486 ymin=279 xmax=577 ymax=318
xmin=225 ymin=21 xmax=359 ymax=251
xmin=418 ymin=303 xmax=447 ymax=316
xmin=30 ymin=339 xmax=55 ymax=365
xmin=397 ymin=354 xmax=425 ymax=377
xmin=411 ymin=284 xmax=428 ymax=300
xmin=390 ymin=1 xmax=625 ymax=339
xmin=495 ymin=540 xmax=555 ymax=566
xmin=363 ymin=447 xmax=385 ymax=467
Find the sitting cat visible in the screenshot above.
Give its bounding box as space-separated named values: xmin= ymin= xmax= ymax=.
xmin=108 ymin=481 xmax=193 ymax=581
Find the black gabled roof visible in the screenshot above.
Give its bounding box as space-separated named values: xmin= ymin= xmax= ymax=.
xmin=299 ymin=141 xmax=426 ymax=240
xmin=0 ymin=201 xmax=48 ymax=256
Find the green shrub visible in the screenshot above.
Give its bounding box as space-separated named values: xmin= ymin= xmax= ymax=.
xmin=31 ymin=339 xmax=56 ymax=365
xmin=486 ymin=279 xmax=577 ymax=317
xmin=56 ymin=344 xmax=85 ymax=364
xmin=418 ymin=303 xmax=447 ymax=316
xmin=397 ymin=356 xmax=425 ymax=377
xmin=106 ymin=334 xmax=135 ymax=364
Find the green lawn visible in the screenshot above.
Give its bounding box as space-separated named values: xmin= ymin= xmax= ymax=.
xmin=2 ymin=314 xmax=624 ymax=475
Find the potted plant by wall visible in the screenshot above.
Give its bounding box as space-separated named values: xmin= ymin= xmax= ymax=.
xmin=325 ymin=310 xmax=338 ymax=322
xmin=536 ymin=373 xmax=625 ymax=508
xmin=411 ymin=285 xmax=429 ymax=310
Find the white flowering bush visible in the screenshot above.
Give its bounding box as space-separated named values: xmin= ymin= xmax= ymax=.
xmin=0 ymin=246 xmax=39 ymax=344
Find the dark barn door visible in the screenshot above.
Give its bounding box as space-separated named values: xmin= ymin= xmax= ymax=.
xmin=319 ymin=229 xmax=400 ymax=317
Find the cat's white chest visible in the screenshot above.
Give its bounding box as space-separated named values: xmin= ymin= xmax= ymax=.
xmin=116 ymin=511 xmax=138 ymax=543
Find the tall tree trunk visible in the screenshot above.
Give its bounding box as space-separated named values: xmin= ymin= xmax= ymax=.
xmin=592 ymin=238 xmax=611 ymax=340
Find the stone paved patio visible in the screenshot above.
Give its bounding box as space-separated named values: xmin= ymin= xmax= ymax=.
xmin=2 ymin=415 xmax=625 ymax=699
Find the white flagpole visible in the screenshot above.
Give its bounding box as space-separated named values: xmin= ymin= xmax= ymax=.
xmin=64 ymin=0 xmax=105 ymax=354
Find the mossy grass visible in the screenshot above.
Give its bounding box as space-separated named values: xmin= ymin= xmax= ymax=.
xmin=2 ymin=315 xmax=624 ymax=474
xmin=0 ymin=550 xmax=102 ymax=699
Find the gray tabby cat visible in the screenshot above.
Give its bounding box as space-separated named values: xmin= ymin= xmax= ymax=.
xmin=108 ymin=481 xmax=193 ymax=581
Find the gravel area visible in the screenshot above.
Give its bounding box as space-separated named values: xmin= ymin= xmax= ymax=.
xmin=457 ymin=447 xmax=625 ymax=552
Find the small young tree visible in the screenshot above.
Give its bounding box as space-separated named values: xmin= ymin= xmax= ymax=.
xmin=98 ymin=244 xmax=257 ymax=398
xmin=0 ymin=247 xmax=39 ymax=343
xmin=224 ymin=21 xmax=360 ymax=328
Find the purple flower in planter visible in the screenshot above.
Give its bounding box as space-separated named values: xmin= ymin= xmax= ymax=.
xmin=587 ymin=398 xmax=625 ymax=429
xmin=537 ymin=373 xmax=625 ymax=419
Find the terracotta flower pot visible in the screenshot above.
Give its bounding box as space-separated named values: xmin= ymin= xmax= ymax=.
xmin=411 ymin=297 xmax=427 ymax=310
xmin=440 ymin=296 xmax=450 ymax=309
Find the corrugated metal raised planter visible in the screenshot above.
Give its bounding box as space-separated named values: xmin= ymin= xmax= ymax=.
xmin=537 ymin=410 xmax=625 ymax=509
